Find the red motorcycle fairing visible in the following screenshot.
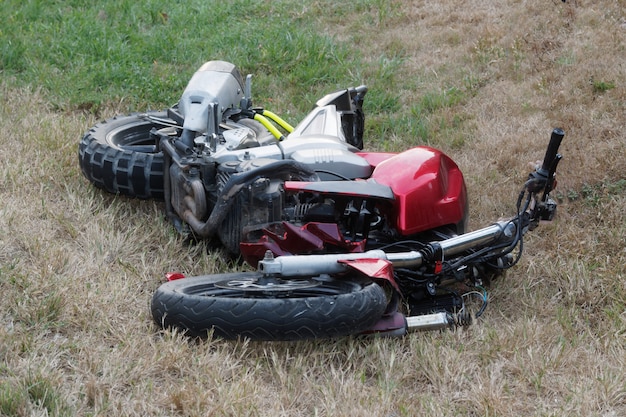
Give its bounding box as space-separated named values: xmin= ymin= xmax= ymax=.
xmin=239 ymin=146 xmax=467 ymax=265
xmin=367 ymin=146 xmax=468 ymax=236
xmin=240 ymin=221 xmax=367 ymax=265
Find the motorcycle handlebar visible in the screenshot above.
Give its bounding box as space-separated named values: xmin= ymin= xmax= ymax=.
xmin=258 ymin=220 xmax=519 ymax=276
xmin=540 ymin=128 xmax=565 ymax=175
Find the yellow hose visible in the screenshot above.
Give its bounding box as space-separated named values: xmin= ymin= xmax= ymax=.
xmin=253 ymin=113 xmax=285 ymax=141
xmin=261 ymin=110 xmax=294 ymax=133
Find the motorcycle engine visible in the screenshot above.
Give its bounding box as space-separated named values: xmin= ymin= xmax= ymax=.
xmin=161 ymin=61 xmax=373 ymax=255
xmin=215 ymin=158 xmax=286 ymax=254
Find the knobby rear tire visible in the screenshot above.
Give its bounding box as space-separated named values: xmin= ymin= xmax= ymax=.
xmin=78 ymin=111 xmax=169 ymax=199
xmin=151 ymin=272 xmax=388 ymax=340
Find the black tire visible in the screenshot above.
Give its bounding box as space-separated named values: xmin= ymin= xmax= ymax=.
xmin=151 ymin=272 xmax=388 ymax=340
xmin=78 ymin=111 xmax=171 ymax=199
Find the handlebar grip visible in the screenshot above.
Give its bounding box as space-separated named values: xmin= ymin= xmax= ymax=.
xmin=540 ymin=128 xmax=565 ymax=174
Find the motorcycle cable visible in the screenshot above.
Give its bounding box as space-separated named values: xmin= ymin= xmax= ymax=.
xmin=438 ymin=287 xmax=484 ymax=325
xmin=405 ymin=212 xmax=527 ymax=284
xmin=420 ymin=221 xmax=525 ymax=279
xmin=459 ymin=173 xmax=546 ymax=273
xmin=479 ymin=187 xmax=534 ymax=270
xmin=459 ymin=186 xmax=533 ymax=273
xmin=393 ymin=267 xmax=430 ymax=285
xmin=377 ymin=240 xmax=428 ymax=252
xmin=377 ymin=226 xmax=458 ymax=252
xmin=462 ymin=285 xmax=489 ymax=318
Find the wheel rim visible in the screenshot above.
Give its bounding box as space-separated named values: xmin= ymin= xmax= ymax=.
xmin=107 ymin=121 xmax=160 ymax=153
xmin=184 ymin=275 xmax=361 ymax=299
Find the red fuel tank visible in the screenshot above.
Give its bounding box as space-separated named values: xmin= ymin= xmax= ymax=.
xmin=365 ymin=147 xmax=468 ymax=235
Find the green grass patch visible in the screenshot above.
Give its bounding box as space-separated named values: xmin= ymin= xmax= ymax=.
xmin=563 ymin=179 xmax=626 ymax=206
xmin=0 ymin=0 xmax=475 ymax=147
xmin=0 ymin=0 xmax=363 ymax=112
xmin=0 ymin=374 xmax=71 ymax=417
xmin=414 ymin=87 xmax=465 ymax=116
xmin=591 ymin=79 xmax=616 ymax=93
xmin=0 ymin=380 xmax=29 ymax=417
xmin=25 ymin=374 xmax=67 ymax=416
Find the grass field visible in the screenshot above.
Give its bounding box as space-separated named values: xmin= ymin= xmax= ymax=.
xmin=1 ymin=0 xmax=625 ymax=415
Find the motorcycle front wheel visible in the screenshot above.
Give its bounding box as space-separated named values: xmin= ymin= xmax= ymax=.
xmin=78 ymin=111 xmax=170 ymax=199
xmin=151 ymin=272 xmax=388 ymax=340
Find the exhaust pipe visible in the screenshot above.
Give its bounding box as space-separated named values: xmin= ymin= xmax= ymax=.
xmin=405 ymin=312 xmax=451 ymax=332
xmin=365 ymin=311 xmax=453 ymax=337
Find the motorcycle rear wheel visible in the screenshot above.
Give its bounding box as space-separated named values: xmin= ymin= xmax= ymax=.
xmin=78 ymin=111 xmax=169 ymax=199
xmin=151 ymin=272 xmax=388 ymax=340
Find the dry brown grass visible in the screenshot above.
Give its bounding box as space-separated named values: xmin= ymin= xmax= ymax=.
xmin=1 ymin=0 xmax=625 ymax=416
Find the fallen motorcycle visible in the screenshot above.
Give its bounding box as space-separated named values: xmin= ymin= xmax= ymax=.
xmin=78 ymin=61 xmax=564 ymax=340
